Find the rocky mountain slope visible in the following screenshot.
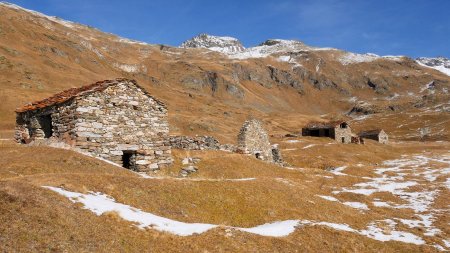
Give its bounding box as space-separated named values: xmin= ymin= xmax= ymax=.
xmin=416 ymin=57 xmax=450 ymax=76
xmin=0 ymin=2 xmax=449 ymax=142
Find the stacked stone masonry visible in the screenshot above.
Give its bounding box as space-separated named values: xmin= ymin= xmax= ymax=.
xmin=237 ymin=119 xmax=276 ymax=162
xmin=15 ymin=79 xmax=173 ymax=172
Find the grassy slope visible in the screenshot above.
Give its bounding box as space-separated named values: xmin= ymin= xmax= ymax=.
xmin=1 ymin=139 xmax=448 ymax=252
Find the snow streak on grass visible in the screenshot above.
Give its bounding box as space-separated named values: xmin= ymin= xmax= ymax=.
xmin=332 ymin=154 xmax=450 ymax=250
xmin=43 ymin=186 xmax=427 ymax=245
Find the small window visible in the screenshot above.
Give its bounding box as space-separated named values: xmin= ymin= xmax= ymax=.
xmin=340 ymin=123 xmax=348 ymax=129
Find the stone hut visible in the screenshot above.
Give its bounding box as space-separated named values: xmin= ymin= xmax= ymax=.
xmin=358 ymin=129 xmax=388 ymax=144
xmin=302 ymin=121 xmax=352 ymax=143
xmin=237 ymin=119 xmax=274 ymax=162
xmin=15 ymin=78 xmax=172 ymax=171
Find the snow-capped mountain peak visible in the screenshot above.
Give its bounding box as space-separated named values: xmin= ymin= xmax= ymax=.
xmin=416 ymin=57 xmax=450 ymax=76
xmin=180 ymin=34 xmax=245 ymax=54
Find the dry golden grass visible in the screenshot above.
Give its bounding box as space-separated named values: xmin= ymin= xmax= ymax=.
xmin=1 ymin=139 xmax=448 ymax=252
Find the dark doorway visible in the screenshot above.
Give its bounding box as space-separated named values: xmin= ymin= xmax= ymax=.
xmin=38 ymin=114 xmax=53 ymax=138
xmin=310 ymin=130 xmax=320 ymax=137
xmin=341 ymin=137 xmax=345 ymax=143
xmin=324 ymin=129 xmax=330 ymax=137
xmin=122 ymin=150 xmax=137 ymax=170
xmin=255 ymin=152 xmax=262 ymax=159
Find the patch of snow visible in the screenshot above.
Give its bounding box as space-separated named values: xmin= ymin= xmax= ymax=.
xmin=433 ymin=244 xmax=446 ymax=251
xmin=339 ymin=52 xmax=380 ymax=65
xmin=302 ymin=144 xmax=316 ymax=149
xmin=285 ymin=140 xmax=301 ymax=143
xmin=339 ymin=52 xmax=404 ymax=65
xmin=277 ymin=55 xmax=291 ymax=62
xmin=416 ymin=57 xmax=450 ymax=77
xmin=116 ymin=37 xmax=149 ymax=46
xmin=277 ymin=55 xmax=302 ymax=67
xmin=360 ymin=220 xmax=425 ymax=245
xmin=343 ymin=202 xmax=369 ymax=210
xmin=443 ymin=239 xmax=450 ymax=248
xmin=333 ymin=154 xmax=450 ymax=246
xmin=43 ymin=186 xmax=217 ymax=236
xmin=237 ymin=220 xmax=299 ymax=237
xmin=329 ymin=166 xmax=348 ymax=176
xmin=225 ymin=178 xmax=256 ymax=182
xmin=311 ymin=221 xmax=357 ymax=232
xmin=317 ymin=195 xmax=339 ymax=202
xmin=373 ymin=201 xmax=392 ymax=207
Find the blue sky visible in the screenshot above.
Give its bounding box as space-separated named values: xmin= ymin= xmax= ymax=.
xmin=6 ymin=0 xmax=450 ymax=58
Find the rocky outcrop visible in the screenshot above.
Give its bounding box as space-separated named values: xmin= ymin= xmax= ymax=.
xmin=181 ymin=70 xmax=244 ymax=98
xmin=268 ymin=66 xmax=304 ymax=93
xmin=348 ymin=101 xmax=384 ymax=115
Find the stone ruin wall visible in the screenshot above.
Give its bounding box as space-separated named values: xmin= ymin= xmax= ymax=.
xmin=168 ymin=136 xmax=220 ymax=150
xmin=237 ymin=119 xmax=274 ymax=162
xmin=73 ymin=82 xmax=172 ymax=171
xmin=15 ymin=100 xmax=77 ymax=144
xmin=168 ymin=135 xmax=237 ymax=152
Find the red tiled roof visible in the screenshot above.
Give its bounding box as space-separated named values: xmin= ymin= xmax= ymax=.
xmin=15 ymin=78 xmax=160 ymax=113
xmin=304 ymin=120 xmax=347 ymax=129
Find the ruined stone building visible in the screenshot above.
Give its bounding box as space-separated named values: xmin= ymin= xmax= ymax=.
xmin=237 ymin=119 xmax=282 ymax=164
xmin=302 ymin=121 xmax=352 ymax=143
xmin=238 ymin=119 xmax=273 ymax=161
xmin=358 ymin=129 xmax=389 ymax=144
xmin=15 ymin=78 xmax=172 ymax=171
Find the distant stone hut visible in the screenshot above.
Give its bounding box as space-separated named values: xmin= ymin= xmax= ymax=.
xmin=238 ymin=119 xmax=282 ymax=163
xmin=302 ymin=121 xmax=352 ymax=144
xmin=15 ymin=78 xmax=172 ymax=171
xmin=358 ymin=129 xmax=388 ymax=144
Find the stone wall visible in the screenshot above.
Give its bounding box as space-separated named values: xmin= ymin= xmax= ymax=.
xmin=271 ymin=145 xmax=284 ymax=164
xmin=73 ymin=82 xmax=172 ymax=171
xmin=15 ymin=99 xmax=77 ymax=143
xmin=237 ymin=119 xmax=274 ymax=162
xmin=168 ymin=135 xmax=220 ymax=150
